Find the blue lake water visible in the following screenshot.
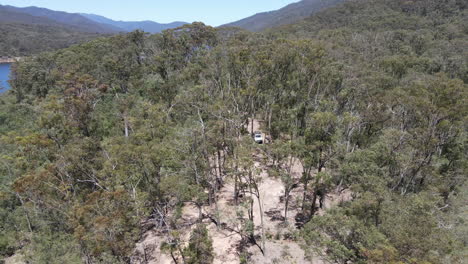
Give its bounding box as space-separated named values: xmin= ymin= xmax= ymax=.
xmin=0 ymin=63 xmax=12 ymax=94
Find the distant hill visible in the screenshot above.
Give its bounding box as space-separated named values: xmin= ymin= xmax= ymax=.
xmin=81 ymin=13 xmax=187 ymax=34
xmin=275 ymin=0 xmax=468 ymax=38
xmin=223 ymin=0 xmax=345 ymax=32
xmin=0 ymin=6 xmax=109 ymax=57
xmin=0 ymin=7 xmax=68 ymax=27
xmin=0 ymin=4 xmax=186 ymax=57
xmin=0 ymin=5 xmax=119 ymax=33
xmin=0 ymin=23 xmax=104 ymax=57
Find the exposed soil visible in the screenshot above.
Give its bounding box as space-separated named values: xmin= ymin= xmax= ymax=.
xmin=4 ymin=254 xmax=24 ymax=264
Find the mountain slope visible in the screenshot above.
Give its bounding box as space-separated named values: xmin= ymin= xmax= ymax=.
xmin=0 ymin=4 xmax=186 ymax=56
xmin=275 ymin=0 xmax=467 ymax=39
xmin=0 ymin=7 xmax=66 ymax=26
xmin=0 ymin=23 xmax=104 ymax=57
xmin=223 ymin=0 xmax=345 ymax=31
xmin=0 ymin=5 xmax=119 ymax=33
xmin=81 ymin=13 xmax=187 ymax=33
xmin=0 ymin=7 xmax=108 ymax=57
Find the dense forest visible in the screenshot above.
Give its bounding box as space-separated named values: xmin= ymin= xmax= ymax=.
xmin=223 ymin=0 xmax=344 ymax=32
xmin=0 ymin=0 xmax=467 ymax=263
xmin=0 ymin=22 xmax=106 ymax=57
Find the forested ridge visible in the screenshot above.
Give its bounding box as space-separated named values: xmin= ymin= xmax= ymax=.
xmin=0 ymin=22 xmax=106 ymax=57
xmin=0 ymin=4 xmax=185 ymax=57
xmin=80 ymin=13 xmax=188 ymax=34
xmin=0 ymin=5 xmax=120 ymax=34
xmin=0 ymin=6 xmax=114 ymax=57
xmin=223 ymin=0 xmax=345 ymax=32
xmin=0 ymin=0 xmax=467 ymax=263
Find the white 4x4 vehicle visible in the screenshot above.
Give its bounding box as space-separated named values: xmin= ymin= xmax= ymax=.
xmin=254 ymin=132 xmax=264 ymax=144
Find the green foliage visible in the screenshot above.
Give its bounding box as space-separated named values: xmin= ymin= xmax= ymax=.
xmin=72 ymin=190 xmax=139 ymax=261
xmin=184 ymin=224 xmax=214 ymax=264
xmin=0 ymin=0 xmax=466 ymax=261
xmin=24 ymin=232 xmax=82 ymax=264
xmin=302 ymin=208 xmax=389 ymax=264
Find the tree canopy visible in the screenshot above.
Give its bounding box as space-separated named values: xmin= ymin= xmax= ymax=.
xmin=0 ymin=0 xmax=466 ymax=263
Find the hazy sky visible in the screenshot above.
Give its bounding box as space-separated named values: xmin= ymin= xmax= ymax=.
xmin=0 ymin=0 xmax=299 ymax=26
